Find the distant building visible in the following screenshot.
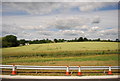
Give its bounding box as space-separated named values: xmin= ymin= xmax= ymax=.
xmin=25 ymin=43 xmax=30 ymax=45
xmin=19 ymin=44 xmax=23 ymax=46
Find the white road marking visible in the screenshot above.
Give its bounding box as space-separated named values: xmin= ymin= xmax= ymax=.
xmin=1 ymin=75 xmax=119 ymax=79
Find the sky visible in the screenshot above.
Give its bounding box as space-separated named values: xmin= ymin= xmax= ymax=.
xmin=1 ymin=2 xmax=119 ymax=40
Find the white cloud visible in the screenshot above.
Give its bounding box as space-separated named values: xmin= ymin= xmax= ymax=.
xmin=92 ymin=16 xmax=100 ymax=24
xmin=99 ymin=29 xmax=117 ymax=35
xmin=50 ymin=16 xmax=89 ymax=30
xmin=2 ymin=2 xmax=118 ymax=40
xmin=20 ymin=25 xmax=45 ymax=30
xmin=98 ymin=29 xmax=118 ymax=39
xmin=2 ymin=0 xmax=119 ymax=2
xmin=3 ymin=2 xmax=62 ymax=15
xmin=37 ymin=30 xmax=54 ymax=36
xmin=2 ymin=24 xmax=23 ymax=36
xmin=2 ymin=2 xmax=118 ymax=15
xmin=78 ymin=2 xmax=117 ymax=12
xmin=60 ymin=30 xmax=84 ymax=36
xmin=91 ymin=26 xmax=100 ymax=30
xmin=76 ymin=25 xmax=89 ymax=31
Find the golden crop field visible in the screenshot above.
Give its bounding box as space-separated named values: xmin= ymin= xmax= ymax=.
xmin=2 ymin=42 xmax=119 ymax=66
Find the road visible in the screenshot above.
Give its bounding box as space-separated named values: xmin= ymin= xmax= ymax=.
xmin=1 ymin=75 xmax=120 ymax=81
xmin=1 ymin=79 xmax=120 ymax=81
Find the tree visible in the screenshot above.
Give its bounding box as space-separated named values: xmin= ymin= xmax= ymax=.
xmin=54 ymin=39 xmax=58 ymax=43
xmin=74 ymin=38 xmax=77 ymax=42
xmin=97 ymin=38 xmax=100 ymax=41
xmin=18 ymin=39 xmax=26 ymax=45
xmin=2 ymin=35 xmax=19 ymax=47
xmin=78 ymin=37 xmax=84 ymax=42
xmin=115 ymin=39 xmax=119 ymax=42
xmin=84 ymin=37 xmax=88 ymax=41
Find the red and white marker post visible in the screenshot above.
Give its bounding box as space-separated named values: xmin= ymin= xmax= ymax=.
xmin=66 ymin=66 xmax=70 ymax=76
xmin=11 ymin=65 xmax=17 ymax=75
xmin=108 ymin=66 xmax=112 ymax=75
xmin=78 ymin=66 xmax=82 ymax=76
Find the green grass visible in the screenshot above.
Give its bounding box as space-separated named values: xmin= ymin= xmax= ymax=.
xmin=3 ymin=54 xmax=118 ymax=63
xmin=3 ymin=54 xmax=119 ymax=66
xmin=2 ymin=42 xmax=119 ymax=58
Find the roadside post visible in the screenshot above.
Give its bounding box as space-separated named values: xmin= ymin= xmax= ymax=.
xmin=108 ymin=66 xmax=112 ymax=75
xmin=78 ymin=66 xmax=82 ymax=76
xmin=11 ymin=65 xmax=17 ymax=75
xmin=66 ymin=66 xmax=70 ymax=76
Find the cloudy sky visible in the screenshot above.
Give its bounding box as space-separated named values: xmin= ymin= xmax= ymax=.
xmin=1 ymin=2 xmax=119 ymax=40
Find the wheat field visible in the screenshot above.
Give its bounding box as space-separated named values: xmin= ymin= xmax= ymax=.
xmin=2 ymin=42 xmax=119 ymax=66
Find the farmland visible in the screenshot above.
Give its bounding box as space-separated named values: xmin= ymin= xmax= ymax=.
xmin=2 ymin=42 xmax=119 ymax=66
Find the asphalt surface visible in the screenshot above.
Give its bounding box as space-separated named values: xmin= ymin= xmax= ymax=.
xmin=1 ymin=78 xmax=120 ymax=81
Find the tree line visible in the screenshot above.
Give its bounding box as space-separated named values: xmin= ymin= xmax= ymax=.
xmin=1 ymin=35 xmax=120 ymax=48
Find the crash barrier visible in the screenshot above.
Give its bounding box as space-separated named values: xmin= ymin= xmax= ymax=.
xmin=0 ymin=65 xmax=120 ymax=76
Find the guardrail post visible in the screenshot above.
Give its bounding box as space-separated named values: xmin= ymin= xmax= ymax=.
xmin=11 ymin=65 xmax=17 ymax=75
xmin=78 ymin=66 xmax=82 ymax=76
xmin=66 ymin=66 xmax=70 ymax=76
xmin=108 ymin=66 xmax=112 ymax=75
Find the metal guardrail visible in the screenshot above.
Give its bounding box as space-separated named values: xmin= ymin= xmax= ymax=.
xmin=1 ymin=65 xmax=120 ymax=75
